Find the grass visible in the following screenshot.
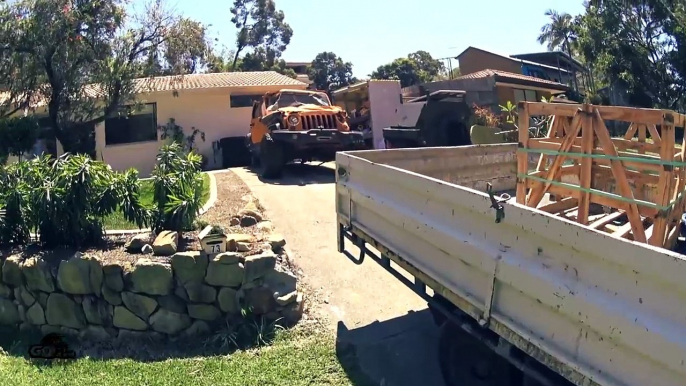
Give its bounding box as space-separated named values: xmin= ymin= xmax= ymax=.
xmin=0 ymin=325 xmax=363 ymax=386
xmin=102 ymin=173 xmax=211 ymax=230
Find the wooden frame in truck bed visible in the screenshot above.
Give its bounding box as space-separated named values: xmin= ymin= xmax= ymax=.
xmin=516 ymin=102 xmax=686 ymax=250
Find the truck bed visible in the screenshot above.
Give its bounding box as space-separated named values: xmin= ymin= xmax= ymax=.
xmin=335 ymin=144 xmax=686 ymax=386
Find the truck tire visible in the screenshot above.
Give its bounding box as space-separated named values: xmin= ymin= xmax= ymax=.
xmin=259 ymin=135 xmax=285 ymax=178
xmin=438 ymin=320 xmax=519 ymax=386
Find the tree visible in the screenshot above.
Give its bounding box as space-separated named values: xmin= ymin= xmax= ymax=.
xmin=0 ymin=0 xmax=197 ymax=155
xmin=538 ymin=9 xmax=577 ymax=57
xmin=307 ymin=52 xmax=356 ymax=93
xmin=572 ymin=0 xmax=686 ymax=109
xmin=538 ymin=9 xmax=580 ymax=90
xmin=229 ymin=0 xmax=293 ymax=70
xmin=0 ymin=116 xmax=40 ymax=162
xmin=239 ymin=47 xmax=296 ymax=77
xmin=370 ymin=51 xmax=445 ymax=88
xmin=408 ymin=50 xmax=446 ymax=79
xmin=159 ymin=18 xmax=213 ymax=75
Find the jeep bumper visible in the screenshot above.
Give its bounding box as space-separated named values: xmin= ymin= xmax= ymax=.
xmin=270 ymin=129 xmax=367 ymax=150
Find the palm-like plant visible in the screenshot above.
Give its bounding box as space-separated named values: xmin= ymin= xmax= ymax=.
xmin=538 ymin=9 xmax=580 ymax=90
xmin=538 ymin=9 xmax=577 ymax=56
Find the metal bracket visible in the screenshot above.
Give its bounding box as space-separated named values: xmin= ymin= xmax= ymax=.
xmin=487 ymin=183 xmax=509 ymax=223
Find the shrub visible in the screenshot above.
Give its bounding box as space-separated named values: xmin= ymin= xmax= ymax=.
xmin=472 ymin=104 xmax=501 ymax=127
xmin=151 ymin=143 xmax=204 ymax=232
xmin=0 ymin=154 xmax=151 ymax=247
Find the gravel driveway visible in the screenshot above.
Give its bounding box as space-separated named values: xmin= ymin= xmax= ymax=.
xmin=231 ymin=163 xmax=446 ymax=386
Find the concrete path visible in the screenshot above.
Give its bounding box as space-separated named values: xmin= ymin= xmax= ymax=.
xmin=232 ymin=163 xmax=445 ymax=386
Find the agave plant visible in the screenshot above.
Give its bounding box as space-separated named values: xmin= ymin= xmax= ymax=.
xmin=151 ymin=143 xmax=205 ymax=233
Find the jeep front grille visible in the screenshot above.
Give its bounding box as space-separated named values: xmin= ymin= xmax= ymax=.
xmin=302 ymin=114 xmax=337 ymax=130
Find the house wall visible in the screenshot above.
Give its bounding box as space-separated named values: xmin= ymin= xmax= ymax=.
xmin=458 ymin=48 xmax=522 ymax=76
xmin=97 ymin=84 xmax=306 ymax=177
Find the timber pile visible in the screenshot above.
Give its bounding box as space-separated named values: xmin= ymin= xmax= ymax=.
xmin=515 ymin=102 xmax=686 ymax=250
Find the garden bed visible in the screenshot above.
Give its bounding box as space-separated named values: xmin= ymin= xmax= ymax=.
xmin=0 ymin=169 xmax=303 ymax=343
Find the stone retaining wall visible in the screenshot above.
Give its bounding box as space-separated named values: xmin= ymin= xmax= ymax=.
xmin=0 ymin=248 xmax=303 ymax=341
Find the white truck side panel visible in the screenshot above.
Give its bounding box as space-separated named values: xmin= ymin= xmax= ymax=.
xmin=335 ymin=144 xmax=686 ymax=386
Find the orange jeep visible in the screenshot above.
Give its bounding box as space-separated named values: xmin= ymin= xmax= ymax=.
xmin=247 ymin=89 xmax=366 ymax=178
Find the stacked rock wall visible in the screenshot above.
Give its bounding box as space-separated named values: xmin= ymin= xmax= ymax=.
xmin=0 ymin=249 xmax=303 ymax=341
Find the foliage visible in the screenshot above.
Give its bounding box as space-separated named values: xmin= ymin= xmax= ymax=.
xmin=0 ymin=116 xmax=40 ymax=162
xmin=551 ymin=1 xmax=686 ymax=110
xmin=538 ymin=9 xmax=578 ymax=56
xmin=206 ymin=46 xmax=296 ymax=78
xmin=151 ymin=143 xmax=204 ymax=233
xmin=205 ymin=310 xmax=284 ymax=351
xmin=0 ymin=154 xmax=151 ymax=247
xmin=229 ymin=0 xmax=293 ymax=71
xmin=499 ymin=97 xmax=554 ymax=138
xmin=238 ymin=47 xmax=296 ymax=77
xmin=0 ymin=0 xmax=207 ymax=156
xmin=471 ymin=104 xmax=501 ymax=127
xmin=307 ymin=52 xmax=357 ymax=93
xmin=370 ymin=51 xmax=446 ymax=88
xmin=146 ymin=18 xmax=214 ymax=76
xmin=158 ymin=118 xmax=206 ymax=154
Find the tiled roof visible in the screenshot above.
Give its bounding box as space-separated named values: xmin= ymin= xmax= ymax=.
xmin=133 ymin=71 xmax=306 ymax=93
xmin=457 ymin=69 xmax=568 ymax=88
xmin=0 ymin=71 xmax=307 ymax=108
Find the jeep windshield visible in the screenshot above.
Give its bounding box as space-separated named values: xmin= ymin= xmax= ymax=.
xmin=267 ymin=92 xmax=330 ymax=110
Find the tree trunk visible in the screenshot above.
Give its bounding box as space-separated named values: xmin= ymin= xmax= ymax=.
xmin=54 ymin=123 xmax=97 ymax=159
xmin=565 ymin=40 xmax=579 ymax=93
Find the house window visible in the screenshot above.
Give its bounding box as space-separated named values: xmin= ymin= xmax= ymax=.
xmin=105 ymin=103 xmax=157 ymax=146
xmin=230 ymin=94 xmax=262 ymax=108
xmin=513 ymin=89 xmax=538 ymax=104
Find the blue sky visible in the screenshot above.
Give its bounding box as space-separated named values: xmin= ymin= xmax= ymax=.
xmin=163 ymin=0 xmax=586 ymax=77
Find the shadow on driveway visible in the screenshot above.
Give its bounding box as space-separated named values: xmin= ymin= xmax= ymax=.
xmin=335 ymin=309 xmax=446 ymax=386
xmin=243 ymin=162 xmax=335 ymax=186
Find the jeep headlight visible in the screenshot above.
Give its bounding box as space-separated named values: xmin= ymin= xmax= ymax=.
xmin=287 ymin=115 xmax=300 ymax=126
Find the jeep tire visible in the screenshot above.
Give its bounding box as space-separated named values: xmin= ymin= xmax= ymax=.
xmin=259 ymin=134 xmax=285 ymax=178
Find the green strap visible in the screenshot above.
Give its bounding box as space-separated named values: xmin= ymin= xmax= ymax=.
xmin=518 ymin=173 xmax=676 ymax=211
xmin=517 ymin=147 xmax=686 ymax=168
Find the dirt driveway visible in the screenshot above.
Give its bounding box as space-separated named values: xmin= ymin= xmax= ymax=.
xmin=232 ymin=163 xmax=445 ymax=386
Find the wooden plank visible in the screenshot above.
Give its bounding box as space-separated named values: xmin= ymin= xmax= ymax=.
xmin=524 ymin=179 xmax=659 ymax=218
xmin=612 ymin=138 xmax=661 ymax=154
xmin=592 ymin=109 xmax=646 ymax=243
xmin=588 ymin=211 xmax=625 ymax=229
xmin=530 ymin=140 xmax=664 ymax=173
xmin=516 ymin=102 xmax=530 ymax=204
xmin=526 ymin=112 xmax=583 ymax=208
xmin=526 ymin=102 xmax=668 ymax=125
xmin=648 ymin=124 xmax=661 ymax=145
xmin=537 ymin=197 xmax=578 ymax=214
xmin=650 ymin=122 xmax=675 ymax=247
xmin=530 ymin=137 xmax=666 ymax=161
xmin=536 ymin=116 xmax=559 ymax=172
xmin=578 ymin=106 xmax=594 ymax=224
xmin=611 ymin=222 xmax=634 ymax=239
xmin=529 ymin=165 xmax=579 ymax=178
xmin=591 ymin=164 xmax=664 ymax=186
xmin=623 ymin=123 xmax=638 ymax=140
xmin=638 ymin=124 xmax=646 ymax=155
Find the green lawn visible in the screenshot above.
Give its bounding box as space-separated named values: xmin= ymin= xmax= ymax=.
xmin=102 ymin=173 xmax=211 ymax=230
xmin=0 ymin=328 xmax=364 ymax=386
